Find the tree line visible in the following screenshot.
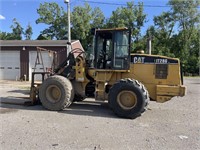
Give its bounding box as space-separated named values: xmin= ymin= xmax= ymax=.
xmin=0 ymin=0 xmax=199 ymax=75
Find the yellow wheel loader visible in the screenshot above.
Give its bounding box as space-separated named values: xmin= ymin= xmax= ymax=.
xmin=30 ymin=28 xmax=186 ymax=119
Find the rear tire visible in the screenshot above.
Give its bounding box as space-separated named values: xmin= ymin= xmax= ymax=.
xmin=108 ymin=78 xmax=149 ymax=119
xmin=39 ymin=75 xmax=74 ymax=110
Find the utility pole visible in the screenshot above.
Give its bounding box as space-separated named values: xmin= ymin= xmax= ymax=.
xmin=64 ymin=0 xmax=71 ymax=56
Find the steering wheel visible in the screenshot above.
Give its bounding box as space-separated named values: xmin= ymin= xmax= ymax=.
xmin=97 ymin=49 xmax=108 ymax=68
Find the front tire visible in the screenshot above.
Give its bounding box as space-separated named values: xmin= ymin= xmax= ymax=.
xmin=39 ymin=75 xmax=74 ymax=110
xmin=108 ymin=78 xmax=149 ymax=119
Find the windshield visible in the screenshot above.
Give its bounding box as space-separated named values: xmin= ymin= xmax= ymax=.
xmin=114 ymin=31 xmax=129 ymax=57
xmin=94 ymin=29 xmax=130 ymax=70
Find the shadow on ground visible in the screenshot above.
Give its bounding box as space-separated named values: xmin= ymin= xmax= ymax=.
xmin=0 ymin=97 xmax=117 ymax=119
xmin=7 ymin=89 xmax=30 ymax=95
xmin=60 ymin=101 xmax=117 ymax=119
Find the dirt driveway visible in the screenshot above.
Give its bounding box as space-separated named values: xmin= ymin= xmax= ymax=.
xmin=0 ymin=78 xmax=200 ymax=150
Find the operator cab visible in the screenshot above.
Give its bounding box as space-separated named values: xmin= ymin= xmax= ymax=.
xmin=91 ymin=28 xmax=131 ymax=70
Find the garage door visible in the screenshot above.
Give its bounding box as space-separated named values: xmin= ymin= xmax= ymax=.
xmin=0 ymin=51 xmax=20 ymax=80
xmin=29 ymin=51 xmax=53 ymax=81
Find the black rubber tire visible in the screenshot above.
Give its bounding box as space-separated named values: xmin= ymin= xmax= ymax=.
xmin=39 ymin=75 xmax=74 ymax=110
xmin=108 ymin=78 xmax=149 ymax=119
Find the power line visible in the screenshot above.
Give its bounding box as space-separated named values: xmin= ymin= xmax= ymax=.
xmin=79 ymin=0 xmax=200 ymax=8
xmin=81 ymin=0 xmax=171 ymax=8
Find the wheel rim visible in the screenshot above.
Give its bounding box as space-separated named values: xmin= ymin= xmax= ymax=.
xmin=46 ymin=85 xmax=61 ymax=103
xmin=117 ymin=90 xmax=137 ymax=110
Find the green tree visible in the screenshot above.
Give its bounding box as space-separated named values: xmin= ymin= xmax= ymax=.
xmin=0 ymin=32 xmax=10 ymax=40
xmin=154 ymin=12 xmax=175 ymax=40
xmin=1 ymin=19 xmax=33 ymax=40
xmin=24 ymin=23 xmax=33 ymax=40
xmin=168 ymin=0 xmax=200 ymax=61
xmin=106 ymin=2 xmax=146 ymax=51
xmin=36 ymin=34 xmax=51 ymax=40
xmin=71 ymin=3 xmax=92 ymax=46
xmin=169 ymin=0 xmax=200 ymax=74
xmin=71 ymin=3 xmax=105 ymax=48
xmin=107 ymin=2 xmax=146 ymax=40
xmin=149 ymin=0 xmax=200 ymax=74
xmin=0 ymin=18 xmax=23 ymax=40
xmin=36 ymin=2 xmax=105 ymax=49
xmin=91 ymin=7 xmax=105 ymax=28
xmin=10 ymin=18 xmax=23 ymax=40
xmin=149 ymin=12 xmax=176 ymax=57
xmin=36 ymin=2 xmax=67 ymax=40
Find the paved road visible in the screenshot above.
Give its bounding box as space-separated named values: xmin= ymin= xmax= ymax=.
xmin=0 ymin=78 xmax=199 ymax=150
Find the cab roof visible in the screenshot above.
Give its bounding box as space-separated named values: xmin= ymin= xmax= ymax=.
xmin=95 ymin=27 xmax=128 ymax=32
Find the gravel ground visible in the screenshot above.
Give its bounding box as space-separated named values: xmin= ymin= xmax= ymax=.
xmin=0 ymin=78 xmax=199 ymax=150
